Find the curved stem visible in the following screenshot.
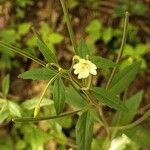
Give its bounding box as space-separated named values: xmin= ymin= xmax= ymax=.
xmin=106 ymin=12 xmax=129 ymax=89
xmin=13 ymin=107 xmax=88 ymax=122
xmin=34 ymin=72 xmax=62 ymax=117
xmin=110 ymin=108 xmax=150 ymax=130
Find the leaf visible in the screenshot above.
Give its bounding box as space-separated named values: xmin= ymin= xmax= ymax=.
xmin=48 ymin=33 xmax=64 ymax=44
xmin=0 ymin=104 xmax=9 ymax=123
xmin=102 ymin=27 xmax=113 ymax=44
xmin=91 ymin=87 xmax=126 ymax=111
xmin=112 ymin=91 xmax=143 ymax=126
xmin=53 ymin=78 xmax=65 ymax=114
xmin=76 ymin=110 xmax=94 ymax=150
xmin=86 ymin=19 xmax=102 ymax=42
xmin=109 ymin=61 xmax=141 ymax=95
xmin=2 ymin=74 xmax=10 ymax=97
xmin=65 ymin=86 xmax=88 ymax=108
xmin=91 ymin=56 xmax=115 ymax=69
xmin=124 ymin=126 xmax=150 ymax=148
xmin=21 ymin=98 xmax=53 ymax=110
xmin=18 ymin=23 xmax=31 ymax=36
xmin=8 ymin=101 xmax=21 ymax=117
xmin=18 ymin=68 xmax=57 ymax=80
xmin=76 ymin=39 xmax=91 ymax=58
xmin=37 ymin=36 xmax=57 ymax=63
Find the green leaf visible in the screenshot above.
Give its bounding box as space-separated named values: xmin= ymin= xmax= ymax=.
xmin=21 ymin=98 xmax=53 ymax=110
xmin=53 ymin=78 xmax=65 ymax=114
xmin=65 ymin=86 xmax=88 ymax=108
xmin=124 ymin=126 xmax=150 ymax=148
xmin=76 ymin=110 xmax=94 ymax=150
xmin=18 ymin=68 xmax=57 ymax=80
xmin=8 ymin=101 xmax=21 ymax=117
xmin=86 ymin=19 xmax=102 ymax=43
xmin=109 ymin=61 xmax=141 ymax=95
xmin=91 ymin=87 xmax=126 ymax=111
xmin=76 ymin=39 xmax=91 ymax=58
xmin=48 ymin=33 xmax=64 ymax=44
xmin=2 ymin=74 xmax=10 ymax=97
xmin=37 ymin=36 xmax=57 ymax=63
xmin=0 ymin=104 xmax=9 ymax=123
xmin=112 ymin=91 xmax=143 ymax=126
xmin=91 ymin=56 xmax=115 ymax=69
xmin=102 ymin=27 xmax=113 ymax=44
xmin=18 ymin=23 xmax=31 ymax=36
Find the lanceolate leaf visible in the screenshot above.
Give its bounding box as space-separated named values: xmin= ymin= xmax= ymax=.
xmin=91 ymin=56 xmax=115 ymax=69
xmin=21 ymin=98 xmax=53 ymax=110
xmin=112 ymin=91 xmax=143 ymax=126
xmin=66 ymin=86 xmax=88 ymax=108
xmin=8 ymin=101 xmax=21 ymax=117
xmin=2 ymin=74 xmax=10 ymax=97
xmin=76 ymin=39 xmax=90 ymax=58
xmin=124 ymin=126 xmax=150 ymax=148
xmin=53 ymin=78 xmax=65 ymax=114
xmin=76 ymin=110 xmax=94 ymax=150
xmin=91 ymin=87 xmax=126 ymax=111
xmin=37 ymin=36 xmax=57 ymax=63
xmin=109 ymin=61 xmax=141 ymax=95
xmin=18 ymin=68 xmax=57 ymax=80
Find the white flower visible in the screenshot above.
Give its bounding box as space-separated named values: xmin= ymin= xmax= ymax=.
xmin=109 ymin=134 xmax=131 ymax=150
xmin=73 ymin=58 xmax=97 ymax=79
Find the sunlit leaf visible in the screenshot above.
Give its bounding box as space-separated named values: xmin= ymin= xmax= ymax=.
xmin=53 ymin=78 xmax=65 ymax=114
xmin=91 ymin=87 xmax=126 ymax=111
xmin=76 ymin=110 xmax=94 ymax=150
xmin=18 ymin=68 xmax=57 ymax=80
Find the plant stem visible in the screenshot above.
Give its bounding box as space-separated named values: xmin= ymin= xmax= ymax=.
xmin=60 ymin=0 xmax=77 ymax=51
xmin=34 ymin=72 xmax=62 ymax=117
xmin=13 ymin=108 xmax=85 ymax=122
xmin=0 ymin=41 xmax=46 ymax=67
xmin=110 ymin=108 xmax=150 ymax=130
xmin=106 ymin=12 xmax=129 ymax=89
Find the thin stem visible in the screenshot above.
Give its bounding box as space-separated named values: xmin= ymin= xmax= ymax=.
xmin=60 ymin=0 xmax=77 ymax=51
xmin=0 ymin=41 xmax=46 ymax=67
xmin=34 ymin=72 xmax=62 ymax=117
xmin=13 ymin=107 xmax=87 ymax=122
xmin=110 ymin=108 xmax=150 ymax=130
xmin=106 ymin=12 xmax=129 ymax=89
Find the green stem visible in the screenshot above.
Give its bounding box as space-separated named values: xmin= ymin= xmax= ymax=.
xmin=60 ymin=0 xmax=77 ymax=51
xmin=13 ymin=107 xmax=87 ymax=122
xmin=34 ymin=72 xmax=62 ymax=117
xmin=0 ymin=41 xmax=46 ymax=67
xmin=110 ymin=108 xmax=150 ymax=130
xmin=106 ymin=12 xmax=129 ymax=89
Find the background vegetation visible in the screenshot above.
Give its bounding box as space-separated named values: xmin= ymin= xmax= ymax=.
xmin=0 ymin=0 xmax=150 ymax=150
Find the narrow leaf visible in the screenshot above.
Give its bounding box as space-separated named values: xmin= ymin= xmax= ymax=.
xmin=124 ymin=126 xmax=150 ymax=148
xmin=76 ymin=39 xmax=90 ymax=58
xmin=37 ymin=37 xmax=57 ymax=63
xmin=91 ymin=87 xmax=126 ymax=111
xmin=21 ymin=98 xmax=53 ymax=110
xmin=112 ymin=91 xmax=143 ymax=126
xmin=0 ymin=41 xmax=46 ymax=67
xmin=109 ymin=61 xmax=141 ymax=95
xmin=91 ymin=56 xmax=115 ymax=69
xmin=76 ymin=110 xmax=94 ymax=150
xmin=53 ymin=78 xmax=65 ymax=114
xmin=2 ymin=74 xmax=10 ymax=97
xmin=8 ymin=101 xmax=21 ymax=117
xmin=66 ymin=86 xmax=88 ymax=108
xmin=18 ymin=68 xmax=57 ymax=80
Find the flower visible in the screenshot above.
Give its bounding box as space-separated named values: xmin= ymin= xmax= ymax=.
xmin=109 ymin=134 xmax=131 ymax=150
xmin=73 ymin=58 xmax=97 ymax=79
